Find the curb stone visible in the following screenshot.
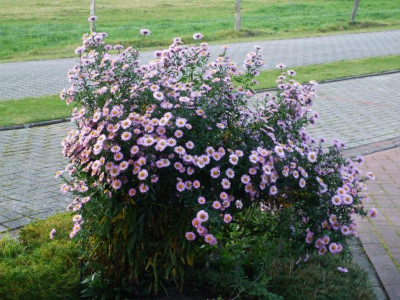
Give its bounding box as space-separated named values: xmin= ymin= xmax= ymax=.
xmin=348 ymin=238 xmax=388 ymax=300
xmin=0 ymin=117 xmax=71 ymax=131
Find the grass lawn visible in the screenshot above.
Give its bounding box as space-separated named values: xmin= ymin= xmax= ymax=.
xmin=1 ymin=55 xmax=399 ymax=128
xmin=255 ymin=54 xmax=400 ymax=90
xmin=0 ymin=0 xmax=400 ymax=62
xmin=0 ymin=95 xmax=72 ymax=127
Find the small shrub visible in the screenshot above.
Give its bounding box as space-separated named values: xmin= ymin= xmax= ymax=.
xmin=59 ymin=29 xmax=376 ymax=296
xmin=0 ymin=214 xmax=80 ymax=300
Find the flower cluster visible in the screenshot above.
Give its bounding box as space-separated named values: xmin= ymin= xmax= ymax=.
xmin=58 ymin=30 xmax=376 ymax=261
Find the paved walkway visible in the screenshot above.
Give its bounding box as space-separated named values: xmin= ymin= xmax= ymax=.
xmin=1 ymin=29 xmax=400 ymax=100
xmin=354 ymin=147 xmax=400 ymax=299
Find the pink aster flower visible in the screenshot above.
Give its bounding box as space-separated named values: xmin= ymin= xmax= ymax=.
xmin=176 ymin=181 xmax=185 ymax=192
xmin=49 ymin=228 xmax=56 ymax=240
xmin=88 ymin=15 xmax=97 ymax=22
xmin=221 ymin=178 xmax=231 ymax=189
xmin=315 ymin=238 xmax=323 ymax=248
xmin=72 ymin=214 xmax=82 ymax=223
xmin=176 ymin=118 xmax=187 ymax=128
xmin=73 ymin=223 xmax=81 ymax=233
xmin=368 ymin=208 xmax=378 ymax=218
xmin=197 ymin=210 xmax=209 ymax=222
xmin=186 ymin=141 xmax=194 ymax=149
xmin=366 ymin=171 xmax=376 ymax=180
xmin=318 ymin=246 xmax=327 ymax=255
xmin=241 ymin=175 xmax=250 ymax=184
xmin=322 ymin=235 xmax=330 ymax=245
xmin=276 ymin=63 xmax=286 ymax=69
xmin=192 ymin=218 xmax=201 ymax=227
xmin=196 ymin=226 xmax=208 ymax=236
xmin=138 ymin=169 xmax=148 ymax=180
xmin=128 ymin=188 xmax=136 ymax=196
xmin=130 ymin=145 xmax=139 ymax=155
xmin=356 ymin=155 xmax=365 ymax=165
xmin=212 ymin=152 xmax=222 ymax=161
xmin=274 ymin=145 xmax=285 ymax=158
xmin=229 ymin=154 xmax=239 ymax=165
xmin=140 ymin=29 xmax=151 ymax=36
xmin=332 ymin=195 xmax=342 ymax=206
xmin=342 ymin=194 xmax=353 ymax=205
xmin=341 ymin=225 xmax=351 ymax=236
xmin=307 ymin=152 xmax=317 ymax=163
xmin=114 ymin=152 xmax=123 ymax=161
xmin=204 ymin=234 xmax=217 ymax=245
xmin=193 ymin=33 xmax=203 ymax=40
xmin=153 ymin=91 xmax=164 ymax=101
xmin=226 ymin=168 xmax=235 ymax=178
xmin=220 ymin=192 xmax=228 ymax=200
xmin=193 ymin=180 xmax=201 ymax=189
xmin=329 ymin=242 xmax=338 ymax=254
xmin=175 ymin=130 xmax=183 ymax=139
xmin=198 ymin=196 xmax=206 ymax=204
xmin=212 ymin=201 xmax=222 ymax=210
xmin=235 ymin=200 xmax=243 ymax=209
xmin=112 ymin=179 xmax=122 ymax=190
xmin=210 ymin=167 xmax=221 ymax=178
xmin=139 ymin=183 xmax=149 ymax=193
xmin=337 ymin=267 xmax=348 ymax=273
xmin=121 ymin=131 xmax=132 ymax=141
xmin=223 ymin=214 xmax=232 ymax=223
xmin=185 ymin=232 xmax=196 ymax=241
xmin=305 ymin=231 xmax=314 ymax=244
xmin=299 ymin=178 xmax=306 ymax=188
xmin=111 ymin=145 xmax=121 ymax=153
xmin=269 ymin=185 xmax=278 ymax=195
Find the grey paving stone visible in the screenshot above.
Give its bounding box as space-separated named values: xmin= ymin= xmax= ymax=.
xmin=1 ymin=30 xmax=400 ymax=100
xmin=2 ymin=217 xmax=33 ymax=229
xmin=0 ymin=225 xmax=8 ymax=233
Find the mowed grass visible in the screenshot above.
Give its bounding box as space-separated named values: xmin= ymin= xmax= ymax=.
xmin=255 ymin=54 xmax=400 ymax=90
xmin=1 ymin=55 xmax=399 ymax=128
xmin=0 ymin=95 xmax=72 ymax=127
xmin=1 ymin=0 xmax=400 ymax=62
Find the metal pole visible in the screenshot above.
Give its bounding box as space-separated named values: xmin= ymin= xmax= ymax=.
xmin=350 ymin=0 xmax=361 ymax=24
xmin=90 ymin=0 xmax=96 ymax=32
xmin=235 ymin=0 xmax=241 ymax=32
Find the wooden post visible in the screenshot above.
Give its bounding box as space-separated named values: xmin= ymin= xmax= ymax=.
xmin=350 ymin=0 xmax=361 ymax=24
xmin=235 ymin=0 xmax=241 ymax=32
xmin=90 ymin=0 xmax=96 ymax=32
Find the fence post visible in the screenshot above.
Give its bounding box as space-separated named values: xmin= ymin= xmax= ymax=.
xmin=90 ymin=0 xmax=96 ymax=32
xmin=350 ymin=0 xmax=361 ymax=24
xmin=235 ymin=0 xmax=241 ymax=32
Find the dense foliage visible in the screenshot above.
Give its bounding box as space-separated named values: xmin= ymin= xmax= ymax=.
xmin=0 ymin=214 xmax=79 ymax=300
xmin=58 ymin=30 xmax=376 ymax=296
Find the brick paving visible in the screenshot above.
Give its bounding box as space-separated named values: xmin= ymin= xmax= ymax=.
xmin=1 ymin=29 xmax=400 ymax=100
xmin=354 ymin=147 xmax=400 ymax=299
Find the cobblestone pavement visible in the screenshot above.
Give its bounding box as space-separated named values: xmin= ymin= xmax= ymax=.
xmin=0 ymin=72 xmax=399 ymax=233
xmin=354 ymin=147 xmax=400 ymax=300
xmin=1 ymin=29 xmax=400 ymax=100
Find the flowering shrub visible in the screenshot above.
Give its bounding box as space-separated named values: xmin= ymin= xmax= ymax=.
xmin=58 ymin=30 xmax=376 ymax=295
